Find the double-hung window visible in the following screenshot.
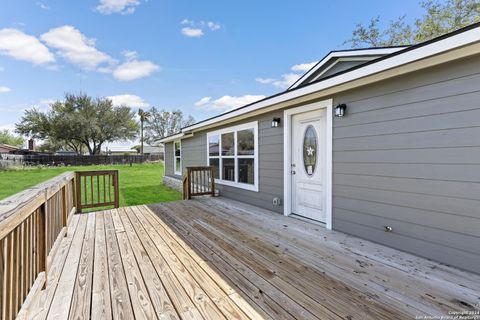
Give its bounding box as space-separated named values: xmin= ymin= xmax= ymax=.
xmin=174 ymin=140 xmax=182 ymax=175
xmin=207 ymin=121 xmax=258 ymax=191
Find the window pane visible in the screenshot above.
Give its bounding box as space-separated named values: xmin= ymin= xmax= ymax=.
xmin=238 ymin=158 xmax=254 ymax=184
xmin=237 ymin=129 xmax=254 ymax=155
xmin=209 ymin=158 xmax=220 ymax=179
xmin=221 ymin=132 xmax=234 ymax=156
xmin=209 ymin=135 xmax=219 ymax=156
xmin=174 ymin=142 xmax=181 ymax=156
xmin=303 ymin=125 xmax=317 ymax=176
xmin=175 ymin=157 xmax=181 ymax=172
xmin=222 ymin=158 xmax=235 ymax=181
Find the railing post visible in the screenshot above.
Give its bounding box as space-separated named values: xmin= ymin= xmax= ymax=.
xmin=37 ymin=199 xmax=47 ymax=289
xmin=210 ymin=166 xmax=215 ymax=197
xmin=75 ymin=172 xmax=82 ymax=213
xmin=187 ymin=168 xmax=192 ymax=200
xmin=61 ymin=186 xmax=67 ymax=234
xmin=113 ymin=171 xmax=119 ymax=208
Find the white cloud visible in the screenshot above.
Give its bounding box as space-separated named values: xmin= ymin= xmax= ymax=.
xmin=207 ymin=22 xmax=221 ymax=31
xmin=0 ymin=28 xmax=55 ymax=65
xmin=36 ymin=2 xmax=49 ymax=10
xmin=195 ymin=95 xmax=265 ymax=112
xmin=107 ymin=94 xmax=148 ymax=108
xmin=96 ymin=0 xmax=140 ymax=15
xmin=180 ymin=20 xmax=221 ymax=37
xmin=41 ymin=25 xmax=114 ymax=70
xmin=291 ymin=61 xmax=316 ymax=72
xmin=0 ymin=86 xmax=11 ymax=93
xmin=181 ymin=27 xmax=204 ymax=37
xmin=113 ymin=59 xmax=159 ymax=81
xmin=256 ymin=73 xmax=301 ymax=89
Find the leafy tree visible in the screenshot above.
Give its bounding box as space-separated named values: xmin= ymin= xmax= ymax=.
xmin=0 ymin=129 xmax=24 ymax=147
xmin=36 ymin=138 xmax=86 ymax=154
xmin=143 ymin=107 xmax=195 ymax=144
xmin=16 ymin=93 xmax=138 ymax=155
xmin=345 ymin=0 xmax=480 ymax=48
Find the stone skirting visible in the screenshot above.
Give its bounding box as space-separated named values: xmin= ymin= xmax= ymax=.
xmin=163 ymin=175 xmax=183 ymax=193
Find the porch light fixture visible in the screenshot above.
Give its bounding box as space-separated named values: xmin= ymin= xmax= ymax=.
xmin=335 ymin=104 xmax=347 ymax=117
xmin=271 ymin=117 xmax=281 ymax=128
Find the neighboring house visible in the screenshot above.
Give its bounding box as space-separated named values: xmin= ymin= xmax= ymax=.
xmin=0 ymin=144 xmax=19 ymax=154
xmin=143 ymin=144 xmax=164 ymax=155
xmin=160 ymin=23 xmax=480 ymax=274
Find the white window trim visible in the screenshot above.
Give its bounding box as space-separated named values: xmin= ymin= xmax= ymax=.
xmin=283 ymin=99 xmax=333 ymax=230
xmin=206 ymin=121 xmax=259 ymax=192
xmin=174 ymin=140 xmax=182 ymax=175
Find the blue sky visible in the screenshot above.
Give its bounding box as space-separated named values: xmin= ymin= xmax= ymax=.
xmin=0 ymin=0 xmax=424 ymax=149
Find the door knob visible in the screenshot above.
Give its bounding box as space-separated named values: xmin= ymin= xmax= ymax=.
xmin=291 ymin=170 xmax=296 ymax=175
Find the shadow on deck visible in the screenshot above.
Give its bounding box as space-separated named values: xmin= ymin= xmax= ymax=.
xmin=24 ymin=198 xmax=480 ymax=319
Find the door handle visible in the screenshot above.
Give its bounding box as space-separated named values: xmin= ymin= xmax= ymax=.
xmin=291 ymin=170 xmax=296 ymax=175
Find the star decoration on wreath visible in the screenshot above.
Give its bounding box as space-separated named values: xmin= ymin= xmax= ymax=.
xmin=306 ymin=146 xmax=315 ymax=156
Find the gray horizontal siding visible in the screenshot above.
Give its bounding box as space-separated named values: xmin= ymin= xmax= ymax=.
xmin=332 ymin=54 xmax=480 ymax=273
xmin=169 ymin=110 xmax=285 ymax=213
xmin=164 ymin=142 xmax=175 ymax=178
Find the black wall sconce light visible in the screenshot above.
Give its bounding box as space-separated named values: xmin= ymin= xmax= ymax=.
xmin=271 ymin=117 xmax=281 ymax=128
xmin=335 ymin=104 xmax=347 ymax=117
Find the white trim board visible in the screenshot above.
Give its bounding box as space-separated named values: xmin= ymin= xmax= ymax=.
xmin=289 ymin=47 xmax=405 ymax=89
xmin=283 ymin=99 xmax=333 ymax=230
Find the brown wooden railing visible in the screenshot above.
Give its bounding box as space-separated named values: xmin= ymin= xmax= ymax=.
xmin=0 ymin=172 xmax=76 ymax=320
xmin=75 ymin=170 xmax=119 ymax=213
xmin=0 ymin=170 xmax=120 ymax=319
xmin=183 ymin=166 xmax=216 ymax=200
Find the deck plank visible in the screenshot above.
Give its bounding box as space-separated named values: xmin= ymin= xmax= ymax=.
xmin=68 ymin=212 xmax=95 ymax=320
xmin=110 ymin=209 xmax=157 ymax=320
xmin=118 ymin=209 xmax=204 ymax=320
xmin=91 ymin=213 xmax=112 ymax=320
xmin=103 ymin=211 xmax=135 ymax=320
xmin=198 ymin=198 xmax=480 ymax=315
xmin=131 ymin=206 xmax=250 ymax=320
xmin=46 ymin=213 xmax=88 ymax=319
xmin=179 ymin=201 xmax=411 ymax=319
xmin=116 ymin=207 xmax=180 ymax=320
xmin=25 ymin=199 xmax=480 ymax=320
xmin=127 ymin=206 xmax=226 ymax=320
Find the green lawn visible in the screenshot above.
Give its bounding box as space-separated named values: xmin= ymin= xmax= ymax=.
xmin=0 ymin=163 xmax=182 ymax=206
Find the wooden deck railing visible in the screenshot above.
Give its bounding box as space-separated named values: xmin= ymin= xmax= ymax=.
xmin=0 ymin=172 xmax=76 ymax=320
xmin=183 ymin=166 xmax=216 ymax=200
xmin=0 ymin=170 xmax=120 ymax=320
xmin=75 ymin=170 xmax=119 ymax=213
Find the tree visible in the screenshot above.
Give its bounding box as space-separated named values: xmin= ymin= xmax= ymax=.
xmin=138 ymin=108 xmax=151 ymax=156
xmin=0 ymin=129 xmax=24 ymax=147
xmin=143 ymin=107 xmax=195 ymax=144
xmin=345 ymin=0 xmax=480 ymax=48
xmin=16 ymin=93 xmax=138 ymax=155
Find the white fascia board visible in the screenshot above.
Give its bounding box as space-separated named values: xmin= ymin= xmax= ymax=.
xmin=158 ymin=132 xmax=193 ymax=144
xmin=289 ymin=47 xmax=407 ymax=90
xmin=183 ymin=26 xmax=480 ymax=133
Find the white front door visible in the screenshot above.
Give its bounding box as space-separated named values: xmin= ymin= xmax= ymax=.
xmin=291 ymin=109 xmax=326 ymax=222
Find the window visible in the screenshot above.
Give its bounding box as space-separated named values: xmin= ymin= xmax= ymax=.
xmin=174 ymin=141 xmax=182 ymax=175
xmin=207 ymin=121 xmax=258 ymax=191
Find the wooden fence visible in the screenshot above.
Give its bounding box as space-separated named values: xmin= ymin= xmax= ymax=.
xmin=183 ymin=166 xmax=216 ymax=200
xmin=0 ymin=170 xmax=120 ymax=319
xmin=0 ymin=153 xmax=163 ymax=168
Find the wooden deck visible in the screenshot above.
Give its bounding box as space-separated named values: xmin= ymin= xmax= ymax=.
xmin=23 ymin=198 xmax=480 ymax=319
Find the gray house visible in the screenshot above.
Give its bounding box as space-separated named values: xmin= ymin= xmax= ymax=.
xmin=160 ymin=23 xmax=480 ymax=274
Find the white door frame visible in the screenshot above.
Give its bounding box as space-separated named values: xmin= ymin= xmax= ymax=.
xmin=283 ymin=99 xmax=333 ymax=230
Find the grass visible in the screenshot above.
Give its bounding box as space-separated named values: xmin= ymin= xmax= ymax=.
xmin=0 ymin=163 xmax=182 ymax=206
